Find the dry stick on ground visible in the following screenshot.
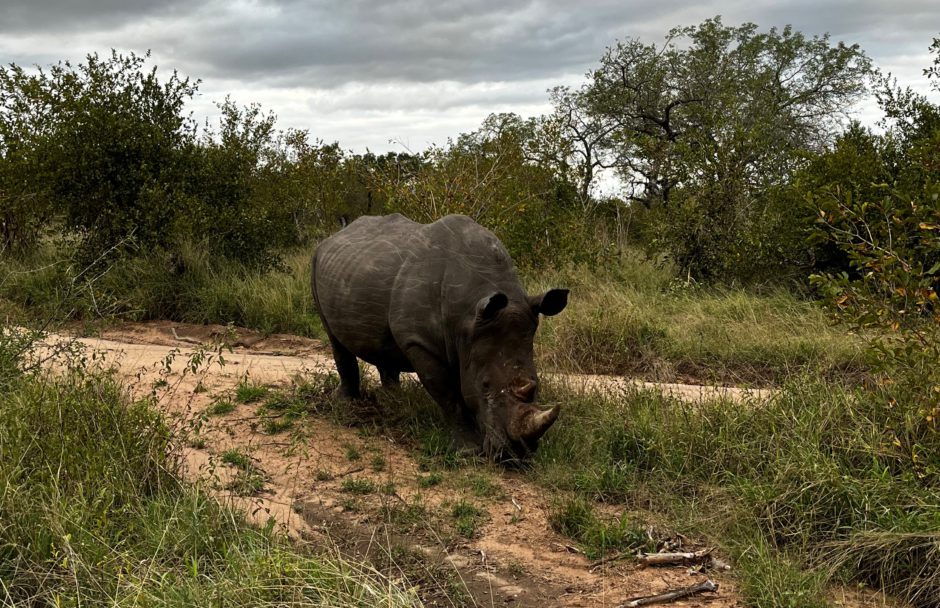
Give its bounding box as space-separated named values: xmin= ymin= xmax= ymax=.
xmin=170 ymin=327 xmax=204 ymax=346
xmin=638 ymin=548 xmax=713 ymax=567
xmin=617 ymin=579 xmax=719 ymax=608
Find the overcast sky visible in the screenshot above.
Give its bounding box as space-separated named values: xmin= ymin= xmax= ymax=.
xmin=2 ymin=0 xmax=938 ymax=154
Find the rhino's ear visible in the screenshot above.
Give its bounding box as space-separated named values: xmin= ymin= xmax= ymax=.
xmin=530 ymin=289 xmax=569 ymax=317
xmin=477 ymin=292 xmax=509 ymax=321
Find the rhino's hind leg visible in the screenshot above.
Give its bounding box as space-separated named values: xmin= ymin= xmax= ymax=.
xmin=378 ymin=366 xmax=400 ymax=389
xmin=328 ymin=336 xmax=361 ymax=400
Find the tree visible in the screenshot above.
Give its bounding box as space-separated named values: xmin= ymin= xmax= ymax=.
xmin=547 ymin=85 xmax=617 ymax=205
xmin=0 ymin=51 xmax=198 ymax=257
xmin=585 ymin=17 xmax=872 ymax=280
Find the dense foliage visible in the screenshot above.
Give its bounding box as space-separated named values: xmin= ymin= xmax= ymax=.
xmin=811 ymin=38 xmax=940 ymax=477
xmin=0 ymin=22 xmax=875 ymax=277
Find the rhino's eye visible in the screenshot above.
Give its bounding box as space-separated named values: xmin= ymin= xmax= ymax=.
xmin=482 ymin=379 xmax=491 ymax=391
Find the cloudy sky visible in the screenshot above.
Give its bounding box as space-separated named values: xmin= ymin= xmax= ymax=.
xmin=2 ymin=0 xmax=938 ymax=153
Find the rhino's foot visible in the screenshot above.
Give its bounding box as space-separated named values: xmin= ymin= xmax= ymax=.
xmin=336 ymin=384 xmax=362 ymax=401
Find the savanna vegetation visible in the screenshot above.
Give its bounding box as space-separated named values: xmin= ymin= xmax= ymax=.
xmin=2 ymin=16 xmax=939 ymax=608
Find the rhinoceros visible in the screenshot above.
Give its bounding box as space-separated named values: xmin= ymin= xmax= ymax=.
xmin=311 ymin=213 xmax=568 ymax=460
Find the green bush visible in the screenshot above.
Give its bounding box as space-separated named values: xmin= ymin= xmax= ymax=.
xmin=373 ymin=114 xmax=606 ymax=268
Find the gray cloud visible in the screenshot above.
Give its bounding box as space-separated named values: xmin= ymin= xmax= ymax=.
xmin=1 ymin=0 xmax=937 ymax=152
xmin=0 ymin=0 xmax=193 ymax=33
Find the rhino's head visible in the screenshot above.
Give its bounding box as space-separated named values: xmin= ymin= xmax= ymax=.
xmin=459 ymin=288 xmax=568 ymax=461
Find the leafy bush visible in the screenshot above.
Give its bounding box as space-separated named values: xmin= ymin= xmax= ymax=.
xmin=0 ymin=51 xmax=197 ymax=257
xmin=811 ymin=40 xmax=940 ymax=473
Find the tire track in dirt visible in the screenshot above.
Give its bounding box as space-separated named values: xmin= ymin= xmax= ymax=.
xmin=40 ymin=322 xmax=762 ymax=607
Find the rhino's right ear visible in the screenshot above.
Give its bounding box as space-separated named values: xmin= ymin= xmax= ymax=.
xmin=531 ymin=288 xmax=569 ymax=316
xmin=476 ymin=292 xmax=509 ymax=322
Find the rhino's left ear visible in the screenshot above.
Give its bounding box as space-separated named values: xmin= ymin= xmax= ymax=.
xmin=477 ymin=292 xmax=509 ymax=321
xmin=530 ymin=288 xmax=569 ymax=317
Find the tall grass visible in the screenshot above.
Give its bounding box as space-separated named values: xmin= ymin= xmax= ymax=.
xmin=533 ymin=377 xmax=940 ymax=607
xmin=2 ymin=242 xmax=866 ymax=385
xmin=528 ymin=260 xmax=867 ymax=385
xmin=0 ymin=339 xmax=418 ymax=607
xmin=0 ymin=240 xmax=321 ymax=336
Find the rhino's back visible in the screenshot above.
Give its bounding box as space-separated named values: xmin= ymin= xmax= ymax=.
xmin=387 ymin=214 xmax=526 ymax=365
xmin=312 ymin=213 xmax=421 ymax=365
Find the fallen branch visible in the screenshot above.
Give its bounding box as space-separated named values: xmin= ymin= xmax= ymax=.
xmin=171 ymin=327 xmax=203 ymax=346
xmin=617 ymin=579 xmax=718 ymax=607
xmin=335 ymin=466 xmax=364 ymax=478
xmin=638 ymin=548 xmax=712 ymax=567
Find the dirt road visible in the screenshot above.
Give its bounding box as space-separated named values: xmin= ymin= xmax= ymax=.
xmin=40 ymin=322 xmax=773 ymax=607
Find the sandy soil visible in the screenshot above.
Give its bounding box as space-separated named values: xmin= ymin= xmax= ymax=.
xmin=34 ymin=321 xmax=892 ymax=608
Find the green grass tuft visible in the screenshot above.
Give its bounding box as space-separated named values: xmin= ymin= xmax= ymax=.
xmin=206 ymin=398 xmax=236 ymax=415
xmin=341 ymin=478 xmax=376 ymax=495
xmin=235 ymin=379 xmax=269 ymax=403
xmin=548 ymin=497 xmax=649 ymax=560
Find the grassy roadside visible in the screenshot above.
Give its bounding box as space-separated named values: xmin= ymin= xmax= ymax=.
xmin=527 ymin=263 xmax=867 ymax=386
xmin=253 ymin=370 xmax=938 ymax=608
xmin=1 ymin=242 xmax=866 ymax=386
xmin=0 ymin=332 xmax=419 ymax=607
xmin=0 ymin=241 xmax=321 ymax=337
xmin=534 ymin=378 xmax=940 ymax=607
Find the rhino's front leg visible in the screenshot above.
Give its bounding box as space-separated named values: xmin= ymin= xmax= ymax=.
xmin=403 ymin=344 xmax=483 ymax=455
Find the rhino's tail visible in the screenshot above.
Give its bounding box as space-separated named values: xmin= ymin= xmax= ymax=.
xmin=310 ymin=248 xmax=323 ymax=318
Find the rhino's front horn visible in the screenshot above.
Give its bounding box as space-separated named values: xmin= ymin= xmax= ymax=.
xmin=515 ymin=404 xmax=560 ymax=442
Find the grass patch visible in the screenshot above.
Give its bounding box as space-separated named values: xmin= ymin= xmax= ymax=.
xmin=547 ymin=497 xmax=649 ymax=560
xmin=0 ymin=241 xmax=323 ymax=336
xmin=527 ymin=259 xmax=868 ymax=385
xmin=0 ymin=341 xmax=417 ymax=607
xmin=534 ymin=378 xmax=940 ymax=606
xmin=341 ymin=478 xmax=376 ymax=495
xmin=418 ymin=472 xmax=444 ymax=488
xmin=260 ymin=416 xmax=294 ymax=434
xmin=206 ymin=397 xmax=235 ymax=415
xmin=449 ymin=500 xmax=487 ymax=539
xmin=252 ymin=386 xmax=315 ymax=434
xmin=220 ymin=449 xmax=266 ymax=495
xmin=235 ymin=379 xmax=269 ymax=403
xmin=371 ymin=454 xmax=387 ymax=472
xmin=465 ymin=473 xmax=504 ymax=499
xmin=380 ymin=500 xmax=429 ymax=529
xmin=221 ymin=448 xmax=253 ymax=470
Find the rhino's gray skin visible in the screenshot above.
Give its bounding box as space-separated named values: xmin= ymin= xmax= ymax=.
xmin=311 ymin=213 xmax=568 ymax=460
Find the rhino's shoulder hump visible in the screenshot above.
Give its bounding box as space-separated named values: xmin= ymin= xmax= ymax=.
xmin=346 ymin=213 xmax=417 ymax=233
xmin=424 ymin=215 xmax=513 ymax=270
